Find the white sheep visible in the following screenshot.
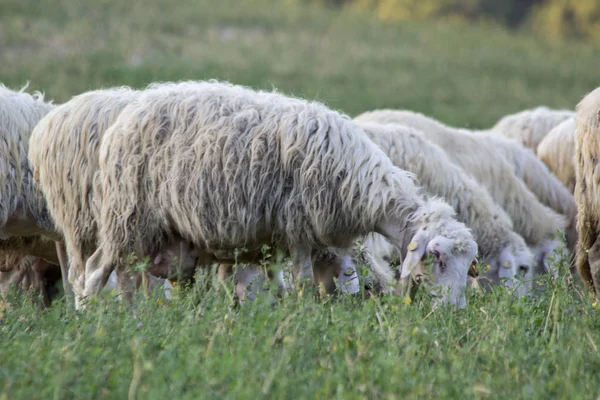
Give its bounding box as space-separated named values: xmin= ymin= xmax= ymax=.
xmin=537 ymin=117 xmax=576 ymax=193
xmin=490 ymin=106 xmax=574 ymax=151
xmin=28 ymin=86 xmax=362 ymax=307
xmin=356 ymin=121 xmax=534 ymax=294
xmin=0 ymin=84 xmax=71 ymax=299
xmin=86 ymin=80 xmax=477 ymax=308
xmin=29 ymin=87 xmax=202 ymax=307
xmin=355 ymin=110 xmax=567 ymax=278
xmin=574 ymin=87 xmax=600 ymax=298
xmin=469 ymin=131 xmax=577 ymax=257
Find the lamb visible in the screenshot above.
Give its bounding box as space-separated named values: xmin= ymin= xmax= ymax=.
xmin=574 ymin=87 xmax=600 ymax=298
xmin=490 ymin=106 xmax=575 ymax=151
xmin=356 ymin=121 xmax=534 ymax=293
xmin=537 ymin=117 xmax=576 ymax=193
xmin=85 ymin=80 xmax=478 ymax=308
xmin=354 ymin=110 xmax=567 ymax=277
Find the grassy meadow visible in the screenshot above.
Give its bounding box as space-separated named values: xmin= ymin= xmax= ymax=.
xmin=2 ymin=0 xmax=600 ymax=398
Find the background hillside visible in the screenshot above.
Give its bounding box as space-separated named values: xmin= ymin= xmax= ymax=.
xmin=2 ymin=0 xmax=599 ymax=128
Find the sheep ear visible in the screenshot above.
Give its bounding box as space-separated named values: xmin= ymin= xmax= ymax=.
xmin=400 ymin=240 xmax=426 ymax=279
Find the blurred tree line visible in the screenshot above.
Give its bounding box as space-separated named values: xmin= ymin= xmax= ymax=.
xmin=303 ymin=0 xmax=600 ymax=42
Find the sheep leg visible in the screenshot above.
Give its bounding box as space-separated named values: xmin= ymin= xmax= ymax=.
xmin=116 ymin=267 xmax=135 ymax=308
xmin=82 ymin=248 xmax=114 ymax=299
xmin=269 ymin=267 xmax=290 ymax=297
xmin=234 ymin=265 xmax=261 ymax=302
xmin=217 ymin=264 xmax=233 ymax=281
xmin=63 ymin=239 xmax=88 ymax=309
xmin=588 ymin=238 xmax=600 ymax=300
xmin=291 ymin=245 xmax=314 ymax=288
xmin=55 ymin=241 xmax=74 ymax=306
xmin=31 ymin=259 xmax=50 ymax=309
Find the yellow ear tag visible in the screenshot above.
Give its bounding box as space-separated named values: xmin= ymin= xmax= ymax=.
xmin=408 ymin=241 xmax=418 ymax=251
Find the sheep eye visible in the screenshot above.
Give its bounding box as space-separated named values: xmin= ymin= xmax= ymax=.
xmin=519 ymin=265 xmax=529 ymax=275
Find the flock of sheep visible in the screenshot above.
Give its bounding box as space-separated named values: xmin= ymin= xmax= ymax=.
xmin=1 ymin=79 xmax=599 ymax=312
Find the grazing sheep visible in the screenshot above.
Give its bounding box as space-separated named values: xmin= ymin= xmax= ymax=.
xmin=394 ymin=201 xmax=479 ymax=306
xmin=29 ymin=88 xmax=198 ymax=307
xmin=356 ymin=121 xmax=534 ymax=293
xmin=0 ymin=84 xmax=55 ymax=237
xmin=86 ymin=80 xmax=477 ymax=308
xmin=470 ymin=131 xmax=578 ymax=255
xmin=355 ymin=110 xmax=567 ymax=277
xmin=29 ymin=87 xmax=293 ymax=307
xmin=27 ymin=85 xmax=355 ymax=308
xmin=29 ymin=87 xmax=142 ymax=304
xmin=0 ymin=84 xmax=71 ymax=299
xmin=537 ymin=117 xmax=576 ymax=193
xmin=574 ymin=87 xmax=600 ymax=298
xmin=490 ymin=106 xmax=574 ymax=151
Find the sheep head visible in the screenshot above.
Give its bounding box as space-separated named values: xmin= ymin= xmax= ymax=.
xmin=399 ymin=217 xmax=477 ymax=309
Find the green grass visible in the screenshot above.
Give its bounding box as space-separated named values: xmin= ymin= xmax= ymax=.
xmin=2 ymin=0 xmax=600 ymax=398
xmin=2 ymin=259 xmax=600 ymax=399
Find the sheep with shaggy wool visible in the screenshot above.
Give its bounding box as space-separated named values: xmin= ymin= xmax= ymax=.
xmin=355 ymin=110 xmax=567 ymax=278
xmin=0 ymin=84 xmax=56 ymax=237
xmin=29 ymin=87 xmax=140 ymax=303
xmin=490 ymin=106 xmax=574 ymax=151
xmin=28 ymin=87 xmax=360 ymax=306
xmin=574 ymin=87 xmax=600 ymax=298
xmin=365 ymin=110 xmax=576 ymax=254
xmin=468 ymin=130 xmax=577 ymax=257
xmin=357 ymin=121 xmax=534 ymax=294
xmin=28 ymin=87 xmax=205 ymax=306
xmin=537 ymin=117 xmax=576 ymax=193
xmin=86 ymin=80 xmax=477 ymax=308
xmin=0 ymin=84 xmax=69 ymax=299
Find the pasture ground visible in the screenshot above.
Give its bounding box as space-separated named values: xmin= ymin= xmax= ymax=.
xmin=2 ymin=0 xmax=600 ymax=398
